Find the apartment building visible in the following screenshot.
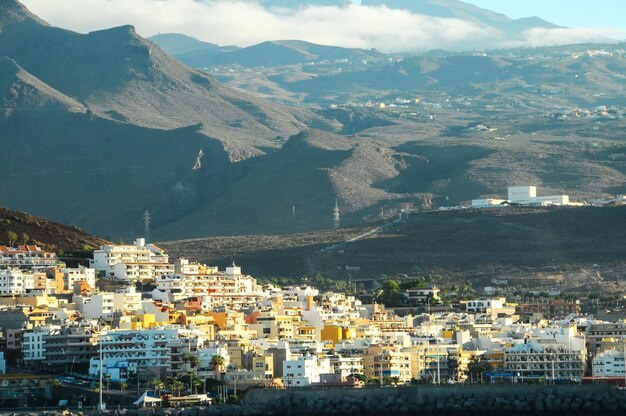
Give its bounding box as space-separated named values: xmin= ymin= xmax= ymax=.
xmin=90 ymin=238 xmax=170 ymax=279
xmin=503 ymin=339 xmax=585 ymax=381
xmin=153 ymin=261 xmax=262 ymax=309
xmin=363 ymin=345 xmax=412 ymax=384
xmin=593 ymin=348 xmax=626 ymax=378
xmin=44 ymin=327 xmax=98 ymax=372
xmin=0 ymin=268 xmax=34 ymax=295
xmin=89 ymin=326 xmax=204 ymax=382
xmin=587 ymin=323 xmax=626 ymax=356
xmin=74 ymin=286 xmax=142 ymax=320
xmin=0 ymin=245 xmax=58 ymax=271
xmin=283 ymin=354 xmax=331 ymax=387
xmin=61 ymin=266 xmax=96 ymax=292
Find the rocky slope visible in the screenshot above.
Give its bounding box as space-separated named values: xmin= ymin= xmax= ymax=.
xmin=0 ymin=206 xmax=108 ymax=253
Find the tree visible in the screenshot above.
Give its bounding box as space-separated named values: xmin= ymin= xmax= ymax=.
xmin=120 ymin=382 xmax=128 ymax=394
xmin=183 ymin=353 xmax=201 ymax=393
xmin=20 ymin=232 xmax=29 ymax=245
xmin=210 ymin=355 xmax=225 ymax=372
xmin=465 ymin=357 xmax=492 ymax=383
xmin=6 ymin=230 xmax=17 ymax=247
xmin=173 ymin=380 xmax=185 ymax=397
xmin=166 ymin=377 xmax=184 ymax=396
xmin=150 ymin=378 xmax=164 ymax=395
xmin=379 ymin=280 xmax=405 ymax=306
xmin=190 ymin=374 xmax=203 ymax=395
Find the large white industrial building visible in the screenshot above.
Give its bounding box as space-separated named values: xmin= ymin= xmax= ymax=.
xmin=472 ymin=186 xmax=580 ymax=208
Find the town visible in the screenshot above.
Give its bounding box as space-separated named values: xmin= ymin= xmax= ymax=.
xmin=0 ymin=237 xmax=624 ymax=409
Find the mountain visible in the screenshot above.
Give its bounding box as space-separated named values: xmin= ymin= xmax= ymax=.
xmin=154 ymin=129 xmax=431 ymax=239
xmin=0 ymin=3 xmax=321 ymax=149
xmin=281 ymin=52 xmax=626 ymax=108
xmin=362 ymin=0 xmax=558 ymax=34
xmin=0 ymin=206 xmax=108 ymax=253
xmin=0 ymin=0 xmax=335 ymax=239
xmin=150 ymin=37 xmax=386 ymax=69
xmin=262 ymin=0 xmax=351 ymax=8
xmin=3 ymin=0 xmax=625 ymax=244
xmin=147 ymin=33 xmax=222 ymax=56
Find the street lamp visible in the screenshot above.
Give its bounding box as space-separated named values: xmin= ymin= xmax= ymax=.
xmin=435 ymin=338 xmax=441 ymax=385
xmin=98 ymin=330 xmax=106 ymax=412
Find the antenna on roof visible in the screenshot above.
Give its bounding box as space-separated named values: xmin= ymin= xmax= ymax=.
xmin=144 ymin=210 xmax=151 ymax=243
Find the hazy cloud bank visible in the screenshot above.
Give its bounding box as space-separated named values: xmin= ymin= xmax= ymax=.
xmin=22 ymin=0 xmax=624 ymax=52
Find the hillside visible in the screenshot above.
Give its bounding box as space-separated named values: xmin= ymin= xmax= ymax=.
xmin=2 ymin=0 xmax=626 ymax=243
xmin=0 ymin=0 xmax=335 ymax=239
xmin=0 ymin=206 xmax=108 ymax=253
xmin=362 ymin=0 xmax=558 ymax=34
xmin=150 ymin=37 xmax=386 ymax=69
xmin=282 ymin=51 xmax=626 ymax=108
xmin=161 ymin=206 xmax=626 ymax=293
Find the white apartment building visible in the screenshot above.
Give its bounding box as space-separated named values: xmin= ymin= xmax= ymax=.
xmin=283 ymin=354 xmax=332 ymax=387
xmin=198 ymin=344 xmax=230 ymax=378
xmin=22 ymin=325 xmax=60 ymax=364
xmin=61 ymin=266 xmax=96 ymax=291
xmin=90 ymin=238 xmax=170 ymax=280
xmin=89 ymin=326 xmax=204 ymax=382
xmin=329 ymin=355 xmax=364 ymax=380
xmin=113 ymin=261 xmax=174 ymax=282
xmin=0 ymin=268 xmax=34 ymax=295
xmin=0 ymin=245 xmax=58 ymax=271
xmin=152 ymin=262 xmax=262 ymax=309
xmin=504 ymin=339 xmax=585 ymax=381
xmin=75 ymin=292 xmax=115 ymax=319
xmin=74 ymin=286 xmax=141 ymax=320
xmin=593 ymin=349 xmax=626 ymax=378
xmin=466 ymin=298 xmax=504 ymax=313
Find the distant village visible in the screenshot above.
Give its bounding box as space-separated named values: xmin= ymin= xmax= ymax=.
xmin=0 ymin=236 xmax=625 ymax=407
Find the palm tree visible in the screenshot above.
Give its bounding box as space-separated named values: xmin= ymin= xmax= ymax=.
xmin=211 ymin=354 xmax=226 ymax=385
xmin=191 ymin=375 xmax=203 ymax=395
xmin=183 ymin=353 xmax=201 ymax=393
xmin=150 ymin=378 xmax=164 ymax=395
xmin=6 ymin=230 xmax=17 ymax=247
xmin=166 ymin=377 xmax=178 ymax=395
xmin=210 ymin=355 xmax=225 ymax=372
xmin=172 ymin=380 xmax=185 ymax=397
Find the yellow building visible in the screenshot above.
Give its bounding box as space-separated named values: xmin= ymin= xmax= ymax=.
xmin=298 ymin=325 xmax=318 ymax=342
xmin=130 ymin=313 xmax=163 ymax=330
xmin=321 ymin=325 xmax=355 ymax=346
xmin=363 ymin=345 xmax=412 ymax=384
xmin=249 ymin=310 xmax=300 ymax=340
xmin=252 ymin=354 xmax=274 ymax=379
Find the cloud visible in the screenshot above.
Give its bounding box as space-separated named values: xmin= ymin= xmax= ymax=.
xmin=521 ymin=27 xmax=624 ymax=47
xmin=20 ymin=0 xmax=624 ymax=53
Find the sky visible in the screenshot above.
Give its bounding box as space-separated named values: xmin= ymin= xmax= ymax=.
xmin=464 ymin=0 xmax=626 ymax=30
xmin=20 ymin=0 xmax=626 ymax=53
